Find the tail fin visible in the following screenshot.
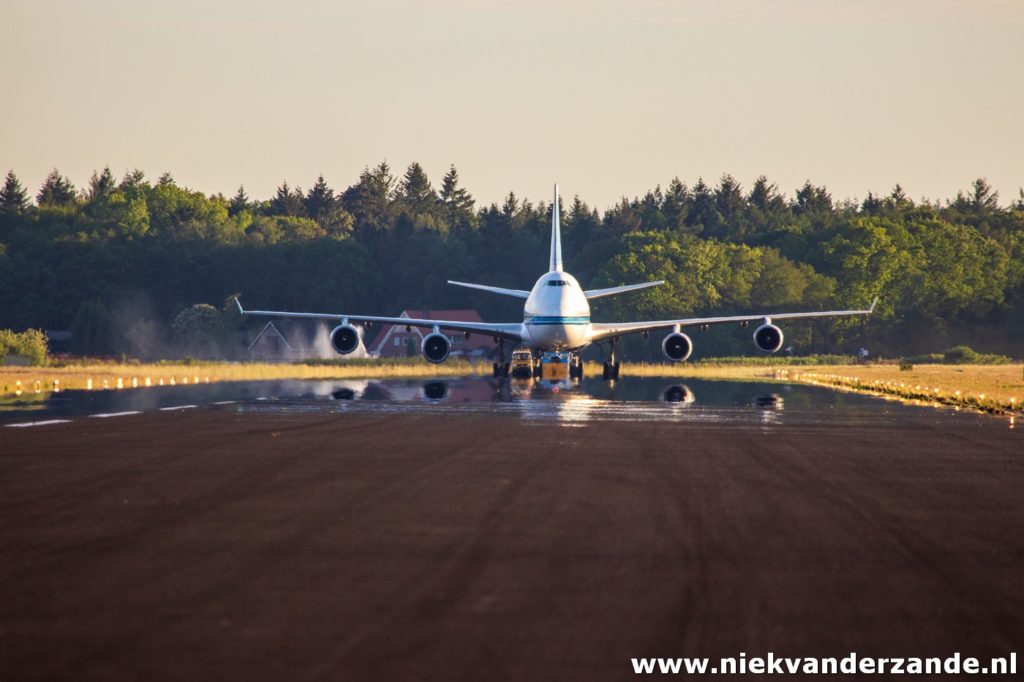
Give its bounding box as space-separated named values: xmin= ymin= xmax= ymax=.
xmin=549 ymin=182 xmax=563 ymax=272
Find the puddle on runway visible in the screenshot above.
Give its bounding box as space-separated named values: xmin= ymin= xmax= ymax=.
xmin=2 ymin=376 xmax=1017 ymax=431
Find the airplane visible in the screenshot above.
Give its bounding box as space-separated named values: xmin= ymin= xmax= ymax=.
xmin=236 ymin=183 xmax=877 ymax=380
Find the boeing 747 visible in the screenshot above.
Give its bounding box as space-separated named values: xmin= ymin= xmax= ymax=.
xmin=237 ymin=184 xmax=876 ymax=380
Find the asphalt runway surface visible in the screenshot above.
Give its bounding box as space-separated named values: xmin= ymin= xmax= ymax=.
xmin=1 ymin=385 xmax=1022 ymax=680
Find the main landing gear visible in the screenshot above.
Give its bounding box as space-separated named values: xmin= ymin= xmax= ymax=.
xmin=492 ymin=340 xmax=510 ymax=377
xmin=602 ymin=337 xmax=621 ymax=381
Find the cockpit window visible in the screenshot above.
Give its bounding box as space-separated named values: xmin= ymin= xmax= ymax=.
xmin=546 ymin=280 xmax=569 ymax=287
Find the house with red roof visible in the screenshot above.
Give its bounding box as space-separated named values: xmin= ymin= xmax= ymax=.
xmin=368 ymin=309 xmax=496 ymax=359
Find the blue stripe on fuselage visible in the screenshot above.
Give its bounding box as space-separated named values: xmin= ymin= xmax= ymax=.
xmin=526 ymin=316 xmax=591 ymax=325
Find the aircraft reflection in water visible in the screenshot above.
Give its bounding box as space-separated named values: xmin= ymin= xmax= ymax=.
xmin=321 ymin=376 xmax=704 ymax=425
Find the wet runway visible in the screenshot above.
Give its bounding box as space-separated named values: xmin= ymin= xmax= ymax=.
xmin=1 ymin=377 xmax=1021 ymax=681
xmin=2 ymin=375 xmax=1016 ymax=430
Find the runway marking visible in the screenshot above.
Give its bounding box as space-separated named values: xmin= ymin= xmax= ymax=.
xmin=90 ymin=411 xmax=142 ymax=418
xmin=213 ymin=401 xmax=235 ymax=405
xmin=5 ymin=419 xmax=72 ymax=428
xmin=160 ymin=405 xmax=197 ymax=411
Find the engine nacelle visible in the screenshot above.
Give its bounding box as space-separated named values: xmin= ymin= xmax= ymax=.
xmin=753 ymin=323 xmax=784 ymax=353
xmin=329 ymin=324 xmax=360 ymax=355
xmin=421 ymin=332 xmax=451 ymax=364
xmin=661 ymin=332 xmax=693 ymax=362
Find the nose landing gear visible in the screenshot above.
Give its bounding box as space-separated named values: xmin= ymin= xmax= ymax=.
xmin=569 ymin=355 xmax=584 ymax=380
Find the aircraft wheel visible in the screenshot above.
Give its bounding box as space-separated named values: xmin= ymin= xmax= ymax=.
xmin=492 ymin=362 xmax=499 ymax=378
xmin=613 ymin=362 xmax=621 ymax=380
xmin=602 ymin=362 xmax=610 ymax=381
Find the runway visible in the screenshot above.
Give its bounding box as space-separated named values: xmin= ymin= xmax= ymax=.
xmin=1 ymin=388 xmax=1021 ymax=680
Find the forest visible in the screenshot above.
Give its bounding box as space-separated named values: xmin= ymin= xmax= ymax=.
xmin=0 ymin=163 xmax=1021 ymax=361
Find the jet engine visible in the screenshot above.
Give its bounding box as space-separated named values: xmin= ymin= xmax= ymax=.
xmin=661 ymin=332 xmax=693 ymax=362
xmin=421 ymin=333 xmax=451 ymax=364
xmin=329 ymin=324 xmax=360 ymax=355
xmin=753 ymin=323 xmax=784 ymax=353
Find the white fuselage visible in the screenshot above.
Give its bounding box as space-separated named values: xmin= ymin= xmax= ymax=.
xmin=521 ymin=271 xmax=592 ymax=351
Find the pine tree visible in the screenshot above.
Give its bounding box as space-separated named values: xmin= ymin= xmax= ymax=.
xmin=341 ymin=162 xmax=396 ymax=234
xmin=440 ymin=165 xmax=474 ymax=211
xmin=87 ymin=166 xmax=116 ymax=201
xmin=400 ymin=162 xmax=436 ymax=214
xmin=861 ymin=192 xmax=883 ymax=214
xmin=685 ymin=177 xmax=718 ymax=229
xmin=36 ymin=169 xmax=77 ymax=206
xmin=794 ymin=181 xmax=832 ymax=215
xmin=119 ymin=169 xmax=147 ymax=191
xmin=501 ymin=191 xmax=519 ymax=217
xmin=749 ymin=176 xmax=785 ymax=213
xmin=0 ymin=170 xmax=29 ymax=212
xmin=715 ymin=174 xmax=744 ymax=220
xmin=886 ymin=183 xmax=913 ymax=211
xmin=663 ymin=177 xmax=690 ymax=229
xmin=157 ymin=172 xmax=175 ymax=186
xmin=439 ymin=165 xmax=475 ymax=228
xmin=971 ymin=178 xmax=999 ymax=211
xmin=229 ymin=185 xmax=250 ymax=216
xmin=271 ymin=181 xmax=305 ymax=217
xmin=305 ymin=175 xmax=335 ymax=225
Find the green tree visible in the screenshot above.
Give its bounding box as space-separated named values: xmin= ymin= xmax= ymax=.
xmin=662 ymin=177 xmax=690 ymax=231
xmin=304 ymin=175 xmax=352 ymax=236
xmin=439 ymin=165 xmax=475 ymax=228
xmin=970 ymin=177 xmax=999 ymax=211
xmin=0 ymin=329 xmax=49 ymax=366
xmin=0 ymin=170 xmax=29 ymax=212
xmin=270 ymin=181 xmax=306 ymax=217
xmin=86 ymin=166 xmax=116 ymax=202
xmin=749 ymin=175 xmax=786 ymax=213
xmin=400 ymin=162 xmax=437 ymax=215
xmin=229 ymin=185 xmax=250 ymax=216
xmin=119 ymin=169 xmax=148 ymax=195
xmin=342 ymin=162 xmax=397 ymax=236
xmin=118 ymin=196 xmax=151 ymax=237
xmin=36 ymin=169 xmax=78 ymax=206
xmin=171 ymin=303 xmax=224 ymax=357
xmin=794 ymin=181 xmax=832 ymax=215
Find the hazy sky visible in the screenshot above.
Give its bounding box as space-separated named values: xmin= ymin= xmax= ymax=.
xmin=2 ymin=0 xmax=1022 ymax=210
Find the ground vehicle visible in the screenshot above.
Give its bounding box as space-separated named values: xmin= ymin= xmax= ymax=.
xmin=541 ymin=351 xmax=574 ymax=381
xmin=510 ymin=349 xmax=534 ymax=379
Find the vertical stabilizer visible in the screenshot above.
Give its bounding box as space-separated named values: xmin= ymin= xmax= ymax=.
xmin=550 ymin=183 xmax=563 ymax=272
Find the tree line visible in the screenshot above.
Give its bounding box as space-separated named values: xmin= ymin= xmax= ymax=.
xmin=0 ymin=163 xmax=1021 ymax=360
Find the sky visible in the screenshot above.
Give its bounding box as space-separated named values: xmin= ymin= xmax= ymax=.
xmin=2 ymin=0 xmax=1022 ymax=210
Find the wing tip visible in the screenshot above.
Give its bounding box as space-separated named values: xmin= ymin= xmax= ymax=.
xmin=869 ymin=296 xmax=879 ymax=313
xmin=234 ymin=297 xmax=245 ymax=314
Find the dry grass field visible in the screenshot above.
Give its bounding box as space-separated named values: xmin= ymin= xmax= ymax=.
xmin=0 ymin=359 xmax=483 ymax=395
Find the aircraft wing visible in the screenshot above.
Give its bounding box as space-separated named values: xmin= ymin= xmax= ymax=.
xmin=583 ymin=280 xmax=665 ymax=300
xmin=589 ymin=298 xmax=878 ymax=342
xmin=235 ymin=299 xmax=523 ymax=342
xmin=447 ymin=280 xmax=531 ymax=299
